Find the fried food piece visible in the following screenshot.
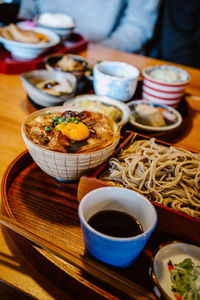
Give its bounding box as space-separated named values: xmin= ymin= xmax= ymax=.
xmin=8 ymin=23 xmax=48 ymax=44
xmin=0 ymin=27 xmax=13 ymax=40
xmin=56 ymin=55 xmax=84 ymax=71
xmin=9 ymin=23 xmax=40 ymax=43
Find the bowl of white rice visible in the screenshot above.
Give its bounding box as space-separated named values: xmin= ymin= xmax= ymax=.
xmin=34 ymin=13 xmax=76 ymax=39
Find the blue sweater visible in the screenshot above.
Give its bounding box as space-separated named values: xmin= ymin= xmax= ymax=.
xmin=18 ymin=0 xmax=160 ymax=53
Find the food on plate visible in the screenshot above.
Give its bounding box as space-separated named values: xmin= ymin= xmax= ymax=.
xmin=25 ymin=110 xmax=118 ymax=153
xmin=0 ymin=23 xmax=48 ymax=43
xmin=56 ymin=55 xmax=85 ymax=72
xmin=132 ymin=103 xmax=178 ymax=127
xmin=37 ymin=13 xmax=75 ymax=28
xmin=148 ymin=65 xmax=189 ymax=83
xmin=36 ymin=79 xmax=73 ymax=95
xmin=101 ymin=138 xmax=200 ymax=219
xmin=168 ymin=258 xmax=200 ymax=300
xmin=133 ymin=104 xmax=166 ymax=127
xmin=70 ymin=99 xmax=122 ymax=123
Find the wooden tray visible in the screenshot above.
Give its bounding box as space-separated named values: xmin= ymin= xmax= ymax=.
xmin=78 ymin=131 xmax=200 ymax=246
xmin=0 ymin=33 xmax=87 ymax=74
xmin=1 ymin=149 xmax=188 ymax=299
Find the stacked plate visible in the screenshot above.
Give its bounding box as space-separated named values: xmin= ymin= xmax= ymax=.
xmin=142 ymin=65 xmax=190 ymax=107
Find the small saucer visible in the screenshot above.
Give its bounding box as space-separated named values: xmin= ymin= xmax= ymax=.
xmin=151 ymin=241 xmax=200 ymax=300
xmin=128 ymin=100 xmax=182 ymax=132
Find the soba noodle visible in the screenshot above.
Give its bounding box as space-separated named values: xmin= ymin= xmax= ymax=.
xmin=101 ymin=138 xmax=200 ymax=219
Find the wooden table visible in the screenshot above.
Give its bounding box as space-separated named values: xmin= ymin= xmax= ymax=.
xmin=0 ymin=43 xmax=200 ymax=299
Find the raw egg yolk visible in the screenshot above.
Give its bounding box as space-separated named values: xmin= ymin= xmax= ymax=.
xmin=56 ymin=122 xmax=90 ymax=141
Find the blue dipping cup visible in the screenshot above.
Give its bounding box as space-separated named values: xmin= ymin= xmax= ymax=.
xmin=78 ymin=187 xmax=157 ymax=268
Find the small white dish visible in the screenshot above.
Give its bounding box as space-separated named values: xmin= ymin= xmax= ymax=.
xmin=151 ymin=241 xmax=200 ymax=300
xmin=21 ymin=69 xmax=77 ymax=107
xmin=63 ymin=94 xmax=131 ymax=127
xmin=0 ymin=26 xmax=60 ymax=60
xmin=128 ymin=100 xmax=182 ymax=132
xmin=93 ymin=61 xmax=139 ymax=101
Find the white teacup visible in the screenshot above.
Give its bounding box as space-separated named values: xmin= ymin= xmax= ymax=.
xmin=93 ymin=61 xmax=139 ymax=101
xmin=78 ymin=187 xmax=157 ymax=268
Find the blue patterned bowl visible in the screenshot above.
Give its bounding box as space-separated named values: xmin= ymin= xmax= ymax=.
xmin=93 ymin=61 xmax=139 ymax=101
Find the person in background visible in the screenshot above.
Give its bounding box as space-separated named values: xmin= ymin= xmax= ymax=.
xmin=18 ymin=0 xmax=160 ymax=54
xmin=147 ymin=0 xmax=200 ymax=68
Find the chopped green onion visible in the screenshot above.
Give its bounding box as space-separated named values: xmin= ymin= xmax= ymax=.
xmin=44 ymin=126 xmax=52 ymax=132
xmin=63 ymin=119 xmax=69 ymax=125
xmin=169 ymin=258 xmax=200 ymax=299
xmin=53 ymin=115 xmax=60 ymax=121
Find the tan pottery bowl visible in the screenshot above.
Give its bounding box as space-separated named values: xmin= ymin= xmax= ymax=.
xmin=21 ymin=106 xmax=120 ymax=181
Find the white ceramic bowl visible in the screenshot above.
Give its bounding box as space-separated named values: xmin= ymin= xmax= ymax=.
xmin=128 ymin=100 xmax=182 ymax=132
xmin=45 ymin=53 xmax=91 ymax=79
xmin=34 ymin=13 xmax=76 ymax=39
xmin=151 ymin=241 xmax=200 ymax=300
xmin=93 ymin=61 xmax=139 ymax=101
xmin=142 ymin=65 xmax=190 ymax=107
xmin=20 ymin=69 xmax=77 ymax=107
xmin=0 ymin=27 xmax=60 ymax=60
xmin=21 ymin=107 xmax=120 ymax=181
xmin=78 ymin=187 xmax=157 ymax=267
xmin=63 ymin=94 xmax=131 ymax=127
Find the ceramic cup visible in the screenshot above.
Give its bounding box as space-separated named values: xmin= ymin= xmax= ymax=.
xmin=93 ymin=61 xmax=139 ymax=101
xmin=78 ymin=187 xmax=157 ymax=268
xmin=142 ymin=65 xmax=190 ymax=107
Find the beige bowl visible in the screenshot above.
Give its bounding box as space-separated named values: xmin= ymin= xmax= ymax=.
xmin=21 ymin=106 xmax=120 ymax=181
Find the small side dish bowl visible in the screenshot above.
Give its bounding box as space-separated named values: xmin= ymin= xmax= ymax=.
xmin=20 ymin=69 xmax=77 ymax=107
xmin=21 ymin=107 xmax=120 ymax=181
xmin=151 ymin=241 xmax=200 ymax=300
xmin=63 ymin=94 xmax=131 ymax=127
xmin=0 ymin=26 xmax=60 ymax=60
xmin=34 ymin=13 xmax=76 ymax=39
xmin=78 ymin=186 xmax=157 ymax=267
xmin=128 ymin=100 xmax=182 ymax=132
xmin=93 ymin=61 xmax=139 ymax=101
xmin=142 ymin=65 xmax=190 ymax=107
xmin=45 ymin=53 xmax=91 ymax=79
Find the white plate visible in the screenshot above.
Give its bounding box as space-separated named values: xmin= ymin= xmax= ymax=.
xmin=151 ymin=241 xmax=200 ymax=300
xmin=128 ymin=100 xmax=182 ymax=132
xmin=63 ymin=94 xmax=131 ymax=127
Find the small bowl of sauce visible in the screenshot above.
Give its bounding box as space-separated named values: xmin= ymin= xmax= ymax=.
xmin=78 ymin=187 xmax=157 ymax=267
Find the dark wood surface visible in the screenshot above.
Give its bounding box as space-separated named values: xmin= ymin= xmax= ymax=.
xmin=0 ymin=279 xmax=34 ymax=300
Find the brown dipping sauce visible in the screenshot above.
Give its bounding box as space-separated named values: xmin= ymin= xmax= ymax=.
xmin=88 ymin=210 xmax=143 ymax=238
